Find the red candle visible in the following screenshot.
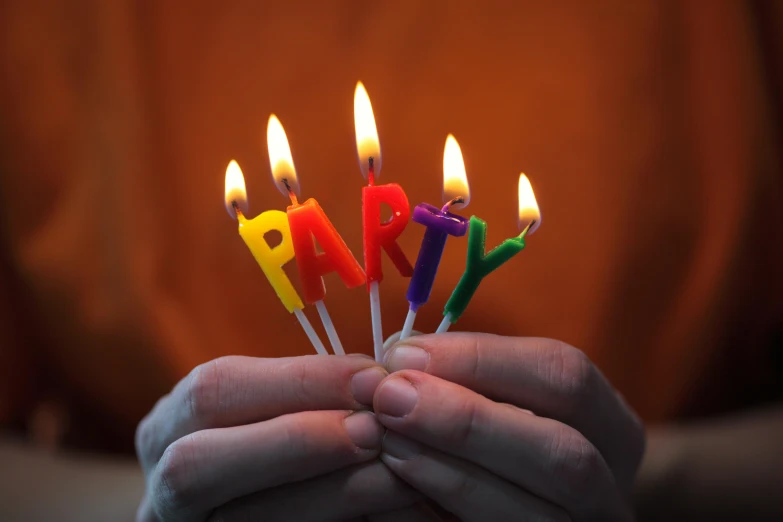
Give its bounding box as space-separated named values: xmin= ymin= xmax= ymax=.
xmin=354 ymin=82 xmax=413 ymax=361
xmin=355 ymin=83 xmax=413 ymax=284
xmin=362 ymin=169 xmax=414 ymax=284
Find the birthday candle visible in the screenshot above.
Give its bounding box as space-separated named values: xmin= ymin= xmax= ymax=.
xmin=354 ymin=82 xmax=413 ymax=361
xmin=400 ymin=135 xmax=470 ymax=340
xmin=437 ymin=174 xmax=541 ymax=333
xmin=223 ymin=160 xmax=326 ymax=354
xmin=267 ymin=115 xmax=366 ymax=354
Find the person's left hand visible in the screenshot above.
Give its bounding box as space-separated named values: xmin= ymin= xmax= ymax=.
xmin=373 ymin=333 xmax=645 ymax=522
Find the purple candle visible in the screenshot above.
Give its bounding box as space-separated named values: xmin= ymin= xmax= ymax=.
xmin=406 ymin=203 xmax=469 ymax=309
xmin=399 ymin=134 xmax=471 ymax=340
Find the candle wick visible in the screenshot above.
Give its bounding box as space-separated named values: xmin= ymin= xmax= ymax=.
xmin=368 ymin=157 xmax=375 ymax=186
xmin=231 ymin=200 xmax=243 ymax=219
xmin=519 ymin=220 xmax=536 ymax=239
xmin=441 ymin=196 xmax=464 ymax=214
xmin=282 ymin=178 xmax=299 ymax=205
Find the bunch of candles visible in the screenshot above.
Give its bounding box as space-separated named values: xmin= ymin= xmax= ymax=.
xmin=224 ymin=82 xmax=541 ymax=361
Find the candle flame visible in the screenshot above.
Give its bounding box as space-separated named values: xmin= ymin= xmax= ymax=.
xmin=224 ymin=159 xmax=248 ymax=219
xmin=353 ymin=81 xmax=381 ymax=182
xmin=267 ymin=114 xmax=300 ymax=199
xmin=442 ymin=134 xmax=471 ymax=210
xmin=518 ymin=173 xmax=541 ymax=235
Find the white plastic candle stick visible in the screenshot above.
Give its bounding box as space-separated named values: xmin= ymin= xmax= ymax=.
xmin=315 ymin=300 xmax=345 ymax=355
xmin=293 ymin=309 xmax=327 ymax=355
xmin=435 ymin=313 xmax=453 ymax=334
xmin=400 ymin=308 xmax=417 ymax=341
xmin=369 ymin=281 xmax=384 ymax=361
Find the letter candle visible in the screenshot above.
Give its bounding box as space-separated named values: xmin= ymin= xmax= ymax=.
xmin=267 ymin=115 xmax=366 ymax=355
xmin=354 ymin=82 xmax=414 ymax=361
xmin=436 ymin=174 xmax=541 ymax=333
xmin=399 ymin=135 xmax=470 ymax=340
xmin=224 ymin=160 xmax=327 ymax=354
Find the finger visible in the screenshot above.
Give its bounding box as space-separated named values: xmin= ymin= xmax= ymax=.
xmin=384 ymin=334 xmax=644 ymax=487
xmin=366 ymin=501 xmax=443 ymax=522
xmin=207 ymin=461 xmax=422 ymax=522
xmin=381 ymin=431 xmax=569 ymax=522
xmin=150 ymin=410 xmax=383 ymax=522
xmin=136 ymin=355 xmax=387 ymax=473
xmin=374 ymin=372 xmax=630 ymax=521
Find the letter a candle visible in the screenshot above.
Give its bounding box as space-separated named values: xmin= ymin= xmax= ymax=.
xmin=224 ymin=160 xmax=327 ymax=354
xmin=436 ymin=174 xmax=541 ymax=333
xmin=267 ymin=115 xmax=366 ymax=354
xmin=400 ymin=135 xmax=470 ymax=340
xmin=354 ymin=82 xmax=414 ymax=361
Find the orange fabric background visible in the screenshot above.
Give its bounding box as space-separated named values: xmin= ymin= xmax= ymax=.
xmin=1 ymin=1 xmax=782 ymax=451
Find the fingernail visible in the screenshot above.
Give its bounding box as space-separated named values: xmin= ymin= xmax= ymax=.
xmin=385 ymin=345 xmax=429 ymax=373
xmin=383 ymin=431 xmax=422 ymax=460
xmin=344 ymin=411 xmax=383 ymax=450
xmin=351 ymin=367 xmax=387 ymax=406
xmin=376 ymin=377 xmax=418 ymax=417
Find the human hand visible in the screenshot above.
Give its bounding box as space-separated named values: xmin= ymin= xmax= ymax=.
xmin=374 ymin=333 xmax=645 ymax=521
xmin=134 ymin=354 xmax=420 ymax=522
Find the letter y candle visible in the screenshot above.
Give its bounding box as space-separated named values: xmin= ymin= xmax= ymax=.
xmin=436 ymin=174 xmax=541 ymax=333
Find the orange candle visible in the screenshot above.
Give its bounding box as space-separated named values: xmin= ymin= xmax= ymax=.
xmin=287 ymin=197 xmax=367 ymax=304
xmin=267 ymin=115 xmax=365 ymax=354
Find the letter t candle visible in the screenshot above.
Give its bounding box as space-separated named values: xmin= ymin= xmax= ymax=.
xmin=400 ymin=135 xmax=470 ymax=340
xmin=436 ymin=174 xmax=541 ymax=333
xmin=354 ymin=82 xmax=414 ymax=361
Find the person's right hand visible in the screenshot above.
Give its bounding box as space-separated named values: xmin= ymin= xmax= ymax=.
xmin=134 ymin=354 xmax=420 ymax=522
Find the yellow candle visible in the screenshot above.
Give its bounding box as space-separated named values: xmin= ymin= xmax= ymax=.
xmin=225 ymin=160 xmax=303 ymax=313
xmin=237 ymin=209 xmax=304 ymax=313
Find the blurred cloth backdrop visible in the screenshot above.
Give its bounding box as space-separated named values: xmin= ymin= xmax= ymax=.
xmin=0 ymin=0 xmax=782 ymax=453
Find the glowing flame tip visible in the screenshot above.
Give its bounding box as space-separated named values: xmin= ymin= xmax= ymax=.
xmin=518 ymin=173 xmax=541 ymax=235
xmin=267 ymin=114 xmax=300 ymax=199
xmin=224 ymin=159 xmax=248 ymax=219
xmin=442 ymin=134 xmax=470 ymax=210
xmin=353 ymin=81 xmax=381 ymax=181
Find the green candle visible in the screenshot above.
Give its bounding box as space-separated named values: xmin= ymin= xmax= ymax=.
xmin=436 ymin=173 xmax=541 ymax=333
xmin=442 ymin=216 xmax=525 ymax=322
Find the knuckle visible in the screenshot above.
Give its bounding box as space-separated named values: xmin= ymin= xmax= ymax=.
xmin=276 ymin=357 xmax=317 ymax=406
xmin=152 ymin=435 xmax=201 ymax=517
xmin=185 ymin=359 xmax=224 ymax=424
xmin=627 ymin=409 xmax=646 ymax=466
xmin=465 ymin=335 xmax=484 ymax=382
xmin=547 ymin=425 xmax=602 ymax=499
xmin=446 ymin=399 xmax=480 ymax=448
xmin=542 ymin=341 xmax=594 ymax=405
xmin=134 ymin=414 xmax=156 ymax=468
xmin=441 ymin=469 xmax=480 ymax=501
xmin=135 ymin=395 xmax=169 ymax=469
xmin=631 ymin=408 xmax=646 ymax=445
xmin=206 ymin=507 xmax=230 ymax=522
xmin=279 ymin=413 xmax=318 ymax=457
xmin=135 ymin=495 xmax=156 ymax=522
xmin=289 ymin=359 xmax=313 ymax=404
